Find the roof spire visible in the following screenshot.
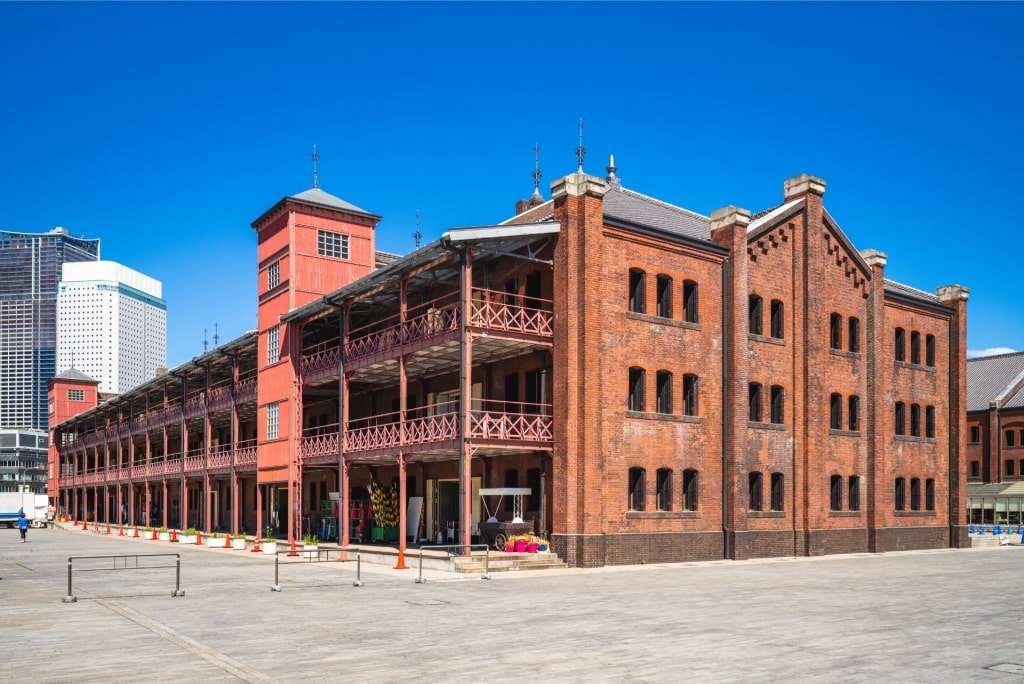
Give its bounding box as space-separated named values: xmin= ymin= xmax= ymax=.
xmin=531 ymin=143 xmax=542 ymax=199
xmin=575 ymin=118 xmax=586 ymax=173
xmin=414 ymin=210 xmax=422 ymax=249
xmin=606 ymin=154 xmax=620 ymax=189
xmin=311 ymin=144 xmax=319 ymax=189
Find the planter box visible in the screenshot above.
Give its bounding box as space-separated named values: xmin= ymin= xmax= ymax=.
xmin=231 ymin=538 xmax=247 ymax=550
xmin=262 ymin=541 xmax=278 ymax=555
xmin=142 ymin=530 xmax=156 ymax=540
xmin=207 ymin=536 xmax=227 ymax=548
xmin=302 ymin=544 xmax=319 ymax=559
xmin=179 ymin=534 xmax=197 ymax=545
xmin=371 ymin=526 xmax=400 ymax=542
xmin=158 ymin=531 xmax=171 ymax=541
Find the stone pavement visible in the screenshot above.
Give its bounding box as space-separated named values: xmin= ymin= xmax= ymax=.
xmin=2 ymin=523 xmax=1022 ymax=683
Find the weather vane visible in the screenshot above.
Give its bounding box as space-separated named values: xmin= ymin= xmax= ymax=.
xmin=532 ymin=143 xmax=542 ymax=197
xmin=312 ymin=144 xmax=319 ymax=189
xmin=576 ymin=118 xmax=586 ymax=173
xmin=414 ymin=210 xmax=422 ymax=249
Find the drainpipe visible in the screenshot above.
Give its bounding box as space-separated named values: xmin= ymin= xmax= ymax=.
xmin=721 ymin=260 xmax=730 ymax=560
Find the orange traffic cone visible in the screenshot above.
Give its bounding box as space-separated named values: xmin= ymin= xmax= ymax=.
xmin=106 ymin=522 xmax=111 ymax=535
xmin=133 ymin=526 xmax=139 ymax=538
xmin=196 ymin=530 xmax=202 ymax=545
xmin=252 ymin=536 xmax=261 ymax=552
xmin=225 ymin=533 xmax=232 ymax=547
xmin=170 ymin=528 xmax=177 ymax=542
xmin=81 ymin=518 xmax=88 ymax=530
xmin=288 ymin=536 xmax=297 ymax=557
xmin=118 ymin=524 xmax=124 ymax=536
xmin=394 ymin=545 xmax=407 ymax=570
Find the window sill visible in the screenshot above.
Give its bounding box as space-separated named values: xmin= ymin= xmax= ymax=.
xmin=747 ymin=510 xmax=786 ymax=518
xmin=893 ymin=436 xmax=936 ymax=444
xmin=829 ymin=511 xmax=862 ymax=517
xmin=625 ymin=311 xmax=700 ymax=330
xmin=829 ymin=429 xmax=862 ymax=437
xmin=749 ymin=334 xmax=785 ymax=346
xmin=895 ymin=361 xmax=936 ymax=373
xmin=748 ymin=421 xmax=786 ymax=430
xmin=829 ymin=348 xmax=861 ymax=359
xmin=625 ymin=511 xmax=700 ymax=520
xmin=894 ymin=510 xmax=936 ymax=517
xmin=626 ymin=411 xmax=701 ymax=424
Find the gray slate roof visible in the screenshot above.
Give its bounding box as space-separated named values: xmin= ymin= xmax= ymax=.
xmin=603 ymin=187 xmax=710 ymax=241
xmin=883 ymin=279 xmax=941 ymax=304
xmin=289 ymin=187 xmax=371 ymax=216
xmin=966 ymin=351 xmax=1024 ymax=412
xmin=52 ymin=368 xmax=99 ymax=384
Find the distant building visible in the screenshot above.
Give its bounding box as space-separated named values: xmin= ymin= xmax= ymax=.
xmin=0 ymin=428 xmax=48 ymax=494
xmin=965 ymin=351 xmax=1024 ymax=525
xmin=0 ymin=228 xmax=99 ymax=430
xmin=57 ymin=261 xmax=166 ymax=394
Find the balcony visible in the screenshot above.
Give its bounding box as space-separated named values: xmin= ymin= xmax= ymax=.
xmin=299 ymin=399 xmax=553 ymax=466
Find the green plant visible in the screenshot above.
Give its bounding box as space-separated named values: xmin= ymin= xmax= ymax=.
xmin=210 ymin=532 xmax=223 ymax=538
xmin=158 ymin=526 xmax=167 ymax=533
xmin=143 ymin=526 xmax=153 ymax=532
xmin=303 ymin=533 xmax=318 ymax=545
xmin=184 ymin=527 xmax=197 ymax=535
xmin=264 ymin=527 xmax=277 ymax=542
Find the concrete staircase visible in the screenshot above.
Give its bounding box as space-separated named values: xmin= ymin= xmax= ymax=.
xmin=452 ymin=551 xmax=567 ymax=574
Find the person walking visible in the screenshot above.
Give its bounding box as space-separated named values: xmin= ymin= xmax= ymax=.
xmin=18 ymin=511 xmax=29 ymax=543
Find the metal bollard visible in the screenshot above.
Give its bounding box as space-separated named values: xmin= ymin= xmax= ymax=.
xmin=172 ymin=554 xmax=185 ymax=597
xmin=415 ymin=550 xmax=426 ymax=584
xmin=482 ymin=546 xmax=491 ymax=580
xmin=352 ymin=552 xmax=363 ymax=587
xmin=62 ymin=557 xmax=77 ymax=603
xmin=270 ymin=552 xmax=283 ymax=592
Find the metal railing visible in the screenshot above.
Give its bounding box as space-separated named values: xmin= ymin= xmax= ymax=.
xmin=62 ymin=553 xmax=185 ymax=603
xmin=269 ymin=547 xmax=364 ymax=591
xmin=415 ymin=544 xmax=491 ymax=583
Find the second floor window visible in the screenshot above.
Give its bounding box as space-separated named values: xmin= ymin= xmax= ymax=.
xmin=683 ymin=374 xmax=698 ymax=416
xmin=656 ymin=468 xmax=673 ymax=511
xmin=848 ymin=317 xmax=860 ymax=353
xmin=895 ymin=477 xmax=906 ymax=511
xmin=895 ymin=328 xmax=906 ymax=362
xmin=629 ymin=367 xmax=645 ymax=412
xmin=830 ymin=393 xmax=843 ymax=430
xmin=267 ymin=325 xmax=280 ymax=365
xmin=749 ymin=295 xmax=763 ymax=335
xmin=770 ymin=300 xmax=784 ymax=339
xmin=970 ymin=426 xmax=980 ymax=443
xmin=267 ymin=402 xmax=279 ymax=440
xmin=683 ymin=280 xmax=699 ymax=323
xmin=629 ymin=467 xmax=645 ymax=511
xmin=268 ymin=260 xmax=280 ymax=290
xmin=318 ymin=229 xmax=349 ymax=259
xmin=770 ymin=385 xmax=784 ymax=424
xmin=683 ymin=469 xmax=698 ymax=511
xmin=895 ymin=402 xmax=906 ymax=436
xmin=749 ymin=383 xmax=762 ymax=422
xmin=770 ymin=472 xmax=784 ymax=511
xmin=830 ymin=313 xmax=842 ymax=349
xmin=848 ymin=395 xmax=860 ymax=431
xmin=849 ymin=476 xmax=861 ymax=511
xmin=1007 ymin=430 xmax=1016 ymax=448
xmin=830 ymin=475 xmax=843 ymax=511
xmin=656 ymin=371 xmax=672 ymax=414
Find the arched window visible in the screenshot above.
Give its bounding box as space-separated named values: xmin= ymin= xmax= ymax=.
xmin=683 ymin=374 xmax=698 ymax=416
xmin=830 ymin=393 xmax=843 ymax=430
xmin=770 ymin=472 xmax=785 ymax=511
xmin=830 ymin=475 xmax=843 ymax=511
xmin=656 ymin=370 xmax=672 ymax=414
xmin=848 ymin=476 xmax=861 ymax=511
xmin=749 ymin=295 xmax=763 ymax=335
xmin=656 ymin=274 xmax=672 ymax=318
xmin=925 ymin=334 xmax=936 ymax=367
xmin=656 ymin=468 xmax=673 ymax=511
xmin=628 ymin=367 xmax=645 ymax=412
xmin=848 ymin=395 xmax=860 ymax=431
xmin=895 ymin=328 xmax=906 ymax=362
xmin=683 ymin=469 xmax=698 ymax=511
xmin=628 ymin=467 xmax=646 ymax=511
xmin=830 ymin=313 xmax=842 ymax=349
xmin=770 ymin=385 xmax=784 ymax=424
xmin=628 ymin=269 xmax=646 ymax=313
xmin=748 ymin=383 xmax=762 ymax=422
xmin=895 ymin=477 xmax=906 ymax=511
xmin=848 ymin=317 xmax=860 ymax=353
xmin=895 ymin=402 xmax=906 ymax=436
xmin=770 ymin=300 xmax=784 ymax=339
xmin=683 ymin=280 xmax=699 ymax=323
xmin=910 ymin=331 xmax=921 ymax=364
xmin=748 ymin=472 xmax=763 ymax=511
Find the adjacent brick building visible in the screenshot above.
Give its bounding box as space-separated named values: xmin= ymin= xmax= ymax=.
xmin=48 ymin=163 xmax=969 ymax=566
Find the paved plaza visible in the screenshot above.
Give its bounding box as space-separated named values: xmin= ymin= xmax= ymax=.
xmin=2 ymin=524 xmax=1022 ymax=683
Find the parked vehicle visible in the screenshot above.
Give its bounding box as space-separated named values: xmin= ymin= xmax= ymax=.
xmin=0 ymin=493 xmax=47 ymax=528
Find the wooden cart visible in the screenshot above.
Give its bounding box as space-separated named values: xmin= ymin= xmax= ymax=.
xmin=477 ymin=487 xmax=534 ymax=550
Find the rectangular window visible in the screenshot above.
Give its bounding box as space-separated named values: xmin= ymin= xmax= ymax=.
xmin=830 ymin=475 xmax=843 ymax=511
xmin=267 ymin=260 xmax=280 ymax=290
xmin=656 ymin=275 xmax=672 ymax=318
xmin=748 ymin=295 xmax=763 ymax=335
xmin=267 ymin=325 xmax=280 ymax=365
xmin=628 ymin=269 xmax=646 ymax=314
xmin=910 ymin=331 xmax=921 ymax=364
xmin=910 ymin=478 xmax=921 ymax=511
xmin=1007 ymin=430 xmax=1016 ymax=448
xmin=1007 ymin=460 xmax=1016 ymax=477
xmin=895 ymin=477 xmax=906 ymax=511
xmin=267 ymin=402 xmax=279 ymax=440
xmin=925 ymin=479 xmax=935 ymax=511
xmin=68 ymin=389 xmax=84 ymax=402
xmin=970 ymin=426 xmax=980 ymax=443
xmin=910 ymin=404 xmax=920 ymax=437
xmin=848 ymin=476 xmax=861 ymax=511
xmin=895 ymin=402 xmax=905 ymax=436
xmin=748 ymin=472 xmax=763 ymax=511
xmin=628 ymin=467 xmax=645 ymax=511
xmin=895 ymin=328 xmax=906 ymax=362
xmin=628 ymin=368 xmax=645 ymax=412
xmin=317 ymin=230 xmax=349 ymax=259
xmin=770 ymin=385 xmax=784 ymax=424
xmin=770 ymin=300 xmax=784 ymax=339
xmin=656 ymin=371 xmax=672 ymax=414
xmin=683 ymin=469 xmax=698 ymax=511
xmin=683 ymin=281 xmax=698 ymax=323
xmin=770 ymin=473 xmax=784 ymax=511
xmin=848 ymin=395 xmax=860 ymax=431
xmin=683 ymin=374 xmax=698 ymax=416
xmin=925 ymin=334 xmax=935 ymax=367
xmin=925 ymin=406 xmax=935 ymax=439
xmin=656 ymin=468 xmax=672 ymax=511
xmin=970 ymin=461 xmax=980 ymax=478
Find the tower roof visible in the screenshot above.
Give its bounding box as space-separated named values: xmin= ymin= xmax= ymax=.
xmin=51 ymin=368 xmax=99 ymax=385
xmin=252 ymin=187 xmax=380 ymax=229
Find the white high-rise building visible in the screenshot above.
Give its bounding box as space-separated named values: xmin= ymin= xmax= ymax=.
xmin=57 ymin=261 xmax=166 ymax=394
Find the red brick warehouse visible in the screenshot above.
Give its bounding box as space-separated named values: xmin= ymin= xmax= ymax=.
xmin=48 ymin=161 xmax=969 ymax=567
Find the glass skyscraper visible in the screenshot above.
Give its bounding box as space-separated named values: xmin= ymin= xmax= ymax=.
xmin=0 ymin=227 xmax=99 ymax=430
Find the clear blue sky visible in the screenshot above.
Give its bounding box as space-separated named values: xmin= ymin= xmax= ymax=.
xmin=2 ymin=2 xmax=1021 ymax=367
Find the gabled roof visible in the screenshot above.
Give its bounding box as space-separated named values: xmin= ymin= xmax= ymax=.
xmin=603 ymin=187 xmax=710 ymax=242
xmin=51 ymin=368 xmax=99 ymax=385
xmin=967 ymin=351 xmax=1024 ymax=412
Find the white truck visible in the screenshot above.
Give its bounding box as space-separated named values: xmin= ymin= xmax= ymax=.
xmin=0 ymin=492 xmax=48 ymax=528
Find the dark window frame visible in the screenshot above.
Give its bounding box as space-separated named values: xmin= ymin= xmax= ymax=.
xmin=628 ymin=367 xmax=645 ymax=412
xmin=656 ymin=468 xmax=673 ymax=511
xmin=749 ymin=295 xmax=763 ymax=335
xmin=770 ymin=299 xmax=784 ymax=339
xmin=770 ymin=472 xmax=785 ymax=511
xmin=748 ymin=472 xmax=763 ymax=511
xmin=656 ymin=370 xmax=672 ymax=414
xmin=830 ymin=475 xmax=843 ymax=511
xmin=770 ymin=385 xmax=784 ymax=424
xmin=910 ymin=331 xmax=921 ymax=365
xmin=895 ymin=327 xmax=906 ymax=362
xmin=895 ymin=402 xmax=906 ymax=436
xmin=830 ymin=393 xmax=843 ymax=430
xmin=683 ymin=469 xmax=698 ymax=511
xmin=683 ymin=280 xmax=699 ymax=323
xmin=628 ymin=269 xmax=646 ymax=314
xmin=848 ymin=317 xmax=860 ymax=353
xmin=656 ymin=274 xmax=673 ymax=319
xmin=628 ymin=467 xmax=646 ymax=511
xmin=848 ymin=395 xmax=860 ymax=431
xmin=683 ymin=374 xmax=698 ymax=416
xmin=848 ymin=476 xmax=861 ymax=511
xmin=749 ymin=383 xmax=762 ymax=422
xmin=895 ymin=477 xmax=906 ymax=511
xmin=830 ymin=313 xmax=842 ymax=350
